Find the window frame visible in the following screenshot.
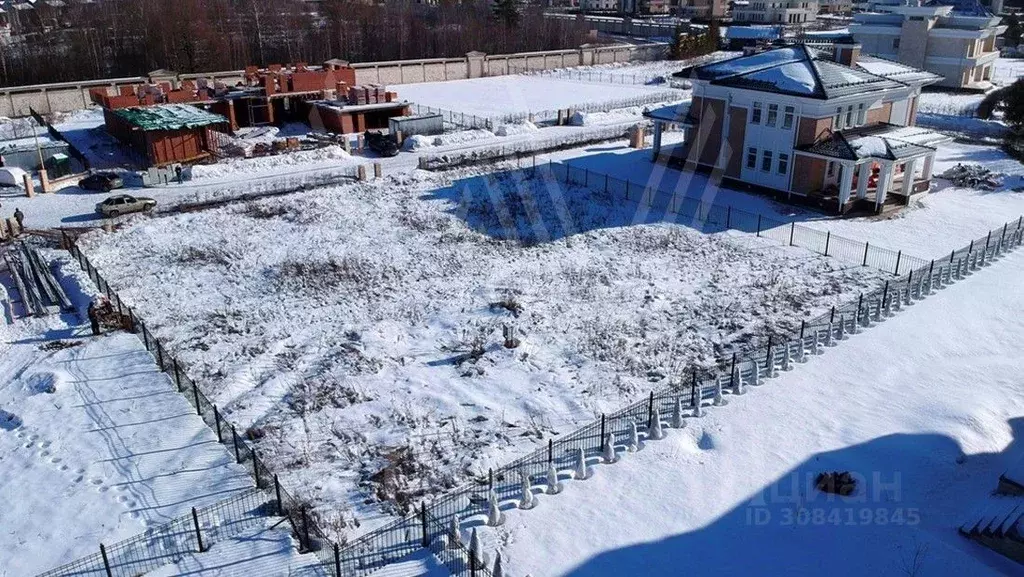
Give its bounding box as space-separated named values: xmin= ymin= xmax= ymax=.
xmin=767 ymin=103 xmax=778 ymax=127
xmin=782 ymin=105 xmax=794 ymax=129
xmin=778 ymin=153 xmax=790 ymax=175
xmin=751 ymin=102 xmax=763 ymax=125
xmin=747 ymin=147 xmax=758 ymax=169
xmin=761 ymin=150 xmax=773 ymax=172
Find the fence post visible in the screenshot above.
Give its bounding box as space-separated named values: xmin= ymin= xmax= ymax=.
xmin=213 ymin=405 xmax=223 ymax=442
xmin=862 ymin=242 xmax=870 ymax=266
xmin=647 ymin=391 xmax=654 ymax=429
xmin=192 ymin=507 xmax=205 ymax=552
xmin=856 ymin=293 xmax=863 ymax=325
xmin=488 ymin=468 xmax=493 ymax=492
xmin=155 ymin=341 xmax=164 ymax=371
xmin=756 ymin=214 xmax=762 ymax=237
xmin=894 ymin=251 xmax=902 ymax=275
xmin=100 ymin=544 xmax=113 ymax=577
xmin=690 ymin=371 xmax=698 ymax=406
xmin=599 ymin=414 xmax=606 ymax=449
xmin=191 ymin=381 xmax=202 ymax=415
xmin=253 ymin=451 xmax=261 ymax=487
xmin=231 ymin=425 xmax=241 ymax=463
xmin=799 ymin=320 xmax=806 ymax=344
xmin=824 ymin=231 xmax=831 ymax=256
xmin=172 ymin=359 xmax=181 ymax=389
xmin=420 ymin=503 xmax=429 ymax=547
xmin=882 ymin=280 xmax=890 ymax=308
xmin=764 ymin=336 xmax=773 ymax=372
xmin=275 ymin=474 xmax=284 ymax=515
xmin=302 ymin=507 xmax=311 ymax=552
xmin=829 ymin=305 xmax=836 ymax=324
xmin=334 ymin=542 xmax=343 ymax=577
xmin=729 ymin=353 xmax=737 ymax=387
xmin=985 ymin=230 xmax=992 ymax=249
xmin=949 ymin=250 xmax=956 ymax=264
xmin=141 ymin=323 xmax=149 ymax=350
xmin=548 ymin=438 xmax=553 ymax=465
xmin=789 ymin=222 xmax=795 ymax=246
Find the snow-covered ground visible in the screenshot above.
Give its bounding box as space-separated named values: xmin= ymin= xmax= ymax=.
xmin=992 ymin=57 xmax=1024 ymax=87
xmin=481 ymin=245 xmax=1024 ymax=577
xmin=394 ymin=75 xmax=679 ymax=119
xmin=534 ymin=52 xmax=739 ymax=86
xmin=145 ymin=519 xmax=327 ymax=577
xmin=0 ymin=252 xmax=253 ymax=576
xmin=542 ymin=137 xmax=1024 ymax=260
xmin=75 ymin=166 xmax=887 ymax=540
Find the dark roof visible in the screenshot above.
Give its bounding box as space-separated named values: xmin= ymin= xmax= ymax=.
xmin=798 ymin=123 xmax=948 ymax=161
xmin=674 ymin=44 xmax=916 ymax=100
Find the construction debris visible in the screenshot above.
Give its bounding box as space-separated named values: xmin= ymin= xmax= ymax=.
xmin=3 ymin=242 xmax=73 ymax=317
xmin=941 ymin=163 xmax=1002 ymax=191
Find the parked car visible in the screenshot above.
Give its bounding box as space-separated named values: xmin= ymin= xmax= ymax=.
xmin=95 ymin=194 xmax=156 ymax=218
xmin=79 ymin=172 xmax=124 ymax=192
xmin=364 ymin=130 xmax=399 ymax=157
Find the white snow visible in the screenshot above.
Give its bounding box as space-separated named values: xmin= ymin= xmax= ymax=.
xmin=189 ymin=145 xmax=358 ymax=181
xmin=394 ymin=75 xmax=676 ymax=118
xmin=75 ymin=166 xmax=886 ymax=540
xmin=701 ymin=47 xmax=804 ymax=78
xmin=0 ymin=251 xmax=253 ymax=576
xmin=485 ymin=247 xmax=1024 ymax=577
xmin=745 ymin=62 xmax=817 ymax=94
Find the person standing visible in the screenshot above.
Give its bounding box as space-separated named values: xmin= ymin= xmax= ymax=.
xmin=14 ymin=207 xmax=24 ymax=230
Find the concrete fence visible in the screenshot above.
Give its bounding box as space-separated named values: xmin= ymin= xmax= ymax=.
xmin=0 ymin=43 xmax=667 ymax=119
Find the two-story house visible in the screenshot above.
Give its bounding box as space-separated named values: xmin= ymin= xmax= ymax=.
xmin=850 ymin=0 xmax=1006 ymax=90
xmin=732 ymin=0 xmax=818 ymax=24
xmin=648 ymin=44 xmax=951 ymax=214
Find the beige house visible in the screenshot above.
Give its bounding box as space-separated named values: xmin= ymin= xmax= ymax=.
xmin=732 ymin=0 xmax=819 ymax=24
xmin=648 ymin=44 xmax=951 ymax=214
xmin=850 ymin=0 xmax=1006 ymax=89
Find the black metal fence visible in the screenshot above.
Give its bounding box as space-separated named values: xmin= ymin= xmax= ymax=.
xmin=543 ymin=161 xmax=932 ymax=275
xmin=56 ymin=210 xmax=1024 ymax=577
xmin=325 ymin=215 xmax=1024 ymax=575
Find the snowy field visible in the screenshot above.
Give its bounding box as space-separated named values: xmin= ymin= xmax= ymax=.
xmin=76 ymin=166 xmax=887 ymax=538
xmin=393 ymin=75 xmax=679 ymax=118
xmin=0 ymin=253 xmax=252 ymax=576
xmin=992 ymin=57 xmax=1024 ymax=87
xmin=534 ymin=52 xmax=739 ymax=86
xmin=481 ymin=246 xmax=1024 ymax=577
xmin=543 ymin=137 xmax=1024 ymax=260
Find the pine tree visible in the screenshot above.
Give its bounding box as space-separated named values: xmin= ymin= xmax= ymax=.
xmin=519 ymin=473 xmax=535 ymax=509
xmin=449 ymin=515 xmax=462 ymax=547
xmin=628 ymin=421 xmax=639 ymax=451
xmin=487 ymin=490 xmax=504 ymax=526
xmin=493 ymin=550 xmax=506 ymax=577
xmin=575 ymin=447 xmax=588 ymax=480
xmin=469 ymin=528 xmax=483 ymax=570
xmin=492 ymin=0 xmax=522 ymax=28
xmin=603 ymin=432 xmax=616 ymax=463
xmin=650 ymin=406 xmax=664 ymax=440
xmin=713 ymin=378 xmax=726 ymax=406
xmin=692 ymin=385 xmax=703 ymax=417
xmin=546 ymin=463 xmax=561 ymax=494
xmin=672 ymin=396 xmax=685 ymax=428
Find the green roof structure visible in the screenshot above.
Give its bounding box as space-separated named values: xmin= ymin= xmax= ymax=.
xmin=112 ymin=104 xmax=227 ymax=131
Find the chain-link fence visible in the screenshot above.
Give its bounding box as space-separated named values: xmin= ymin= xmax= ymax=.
xmin=57 ymin=209 xmax=1024 ymax=577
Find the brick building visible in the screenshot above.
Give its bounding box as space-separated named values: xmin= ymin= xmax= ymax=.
xmin=647 ymin=44 xmax=951 ymax=214
xmin=103 ymin=104 xmax=228 ymax=167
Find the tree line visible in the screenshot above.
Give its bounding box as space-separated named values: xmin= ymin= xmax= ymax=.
xmin=0 ymin=0 xmax=588 ymax=87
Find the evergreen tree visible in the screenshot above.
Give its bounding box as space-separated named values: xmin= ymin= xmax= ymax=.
xmin=492 ymin=0 xmax=523 ymax=28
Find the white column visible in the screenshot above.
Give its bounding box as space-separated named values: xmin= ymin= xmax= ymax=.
xmin=875 ymin=162 xmax=893 ymax=210
xmin=921 ymin=154 xmax=934 ymax=180
xmin=838 ymin=162 xmax=855 ymax=207
xmin=855 ymin=162 xmax=870 ymax=200
xmin=901 ymin=158 xmax=917 ymax=197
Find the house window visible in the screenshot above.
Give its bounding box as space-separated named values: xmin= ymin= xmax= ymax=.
xmin=834 ymin=107 xmax=842 ymax=129
xmin=762 ymin=150 xmax=773 ymax=172
xmin=767 ymin=104 xmax=778 ymax=127
xmin=752 ymin=102 xmax=762 ymax=124
xmin=827 ymin=161 xmax=835 ymax=177
xmin=845 ymin=105 xmax=853 ymax=128
xmin=856 ymin=103 xmax=866 ymax=125
xmin=778 ymin=153 xmax=789 ymax=175
xmin=893 ymin=38 xmax=900 ymax=50
xmin=783 ymin=106 xmax=794 ymax=129
xmin=747 ymin=147 xmax=757 ymax=169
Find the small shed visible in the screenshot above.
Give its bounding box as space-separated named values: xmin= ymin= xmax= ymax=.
xmin=389 ymin=114 xmax=443 ymax=141
xmin=104 ymin=104 xmax=229 ymax=167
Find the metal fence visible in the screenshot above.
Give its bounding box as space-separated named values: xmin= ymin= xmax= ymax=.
xmin=49 ymin=238 xmax=331 ymax=577
xmin=57 ymin=208 xmax=1024 ymax=576
xmin=327 ymin=213 xmax=1024 ymax=576
xmin=545 ymin=161 xmax=932 ymax=275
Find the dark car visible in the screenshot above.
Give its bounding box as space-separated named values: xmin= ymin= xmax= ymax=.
xmin=95 ymin=194 xmax=156 ymax=218
xmin=79 ymin=172 xmax=124 ymax=192
xmin=364 ymin=130 xmax=399 ymax=157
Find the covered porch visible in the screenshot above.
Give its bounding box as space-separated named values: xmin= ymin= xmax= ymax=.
xmin=643 ymin=101 xmax=695 ymax=164
xmin=795 ymin=124 xmax=952 ymax=215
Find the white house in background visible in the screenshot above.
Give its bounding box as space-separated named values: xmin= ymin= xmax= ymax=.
xmin=646 ymin=44 xmax=952 ymax=214
xmin=732 ymin=0 xmax=819 ymax=24
xmin=850 ymin=0 xmax=1006 ymax=89
xmin=818 ymin=0 xmax=853 ymax=14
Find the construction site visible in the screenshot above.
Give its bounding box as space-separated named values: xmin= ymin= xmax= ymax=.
xmin=86 ymin=60 xmax=411 ymax=167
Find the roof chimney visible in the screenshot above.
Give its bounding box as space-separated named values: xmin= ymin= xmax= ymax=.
xmin=834 ymin=42 xmax=862 ymax=68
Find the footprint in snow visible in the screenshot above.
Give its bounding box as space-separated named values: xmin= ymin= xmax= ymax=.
xmin=90 ymin=478 xmax=103 ymax=485
xmin=50 ymin=456 xmax=61 ymax=464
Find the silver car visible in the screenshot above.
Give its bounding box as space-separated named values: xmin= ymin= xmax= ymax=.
xmin=95 ymin=194 xmax=157 ymax=218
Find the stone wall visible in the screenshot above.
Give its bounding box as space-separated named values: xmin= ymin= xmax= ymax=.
xmin=0 ymin=43 xmax=667 ymax=118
